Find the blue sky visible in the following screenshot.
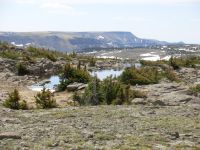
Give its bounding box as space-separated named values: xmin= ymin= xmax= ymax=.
xmin=0 ymin=0 xmax=200 ymax=44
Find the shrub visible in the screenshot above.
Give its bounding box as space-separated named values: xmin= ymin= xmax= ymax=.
xmin=164 ymin=69 xmax=180 ymax=82
xmin=0 ymin=50 xmax=21 ymax=59
xmin=89 ymin=57 xmax=96 ymax=67
xmin=3 ymin=89 xmax=28 ymax=110
xmin=76 ymin=76 xmax=137 ymax=106
xmin=72 ymin=91 xmax=82 ymax=105
xmin=169 ymin=57 xmax=180 ymax=70
xmin=58 ymin=64 xmax=91 ymax=91
xmin=168 ymin=56 xmax=200 ymax=69
xmin=57 ymin=77 xmax=69 ymax=92
xmin=140 ymin=60 xmax=165 ymax=67
xmin=120 ymin=67 xmax=160 ymax=85
xmin=35 ymin=88 xmax=57 ymax=109
xmin=16 ymin=62 xmax=29 ymax=76
xmin=20 ymin=100 xmax=28 ymax=110
xmin=188 ymin=84 xmax=200 ymax=96
xmin=27 ymin=46 xmax=57 ymax=62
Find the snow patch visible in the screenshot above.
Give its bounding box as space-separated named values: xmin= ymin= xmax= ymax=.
xmin=97 ymin=35 xmax=105 ymax=40
xmin=161 ymin=55 xmax=171 ymax=61
xmin=141 ymin=55 xmax=160 ymax=61
xmin=11 ymin=42 xmax=23 ymax=47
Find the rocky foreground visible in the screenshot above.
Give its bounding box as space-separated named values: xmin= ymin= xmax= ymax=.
xmin=0 ymin=56 xmax=200 ymax=149
xmin=0 ymin=81 xmax=200 ymax=149
xmin=0 ymin=104 xmax=199 ymax=149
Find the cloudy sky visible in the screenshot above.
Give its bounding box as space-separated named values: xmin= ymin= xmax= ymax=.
xmin=0 ymin=0 xmax=200 ymax=43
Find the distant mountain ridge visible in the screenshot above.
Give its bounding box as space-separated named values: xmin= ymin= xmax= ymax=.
xmin=0 ymin=31 xmax=181 ymax=52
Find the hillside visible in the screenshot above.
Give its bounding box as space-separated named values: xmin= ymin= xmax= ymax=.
xmin=0 ymin=31 xmax=170 ymax=52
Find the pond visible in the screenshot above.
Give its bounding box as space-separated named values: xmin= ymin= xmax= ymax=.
xmin=90 ymin=69 xmax=123 ymax=81
xmin=28 ymin=76 xmax=60 ymax=92
xmin=28 ymin=63 xmax=141 ymax=91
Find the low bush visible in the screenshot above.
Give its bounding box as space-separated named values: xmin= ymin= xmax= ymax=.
xmin=35 ymin=88 xmax=57 ymax=109
xmin=0 ymin=50 xmax=21 ymax=59
xmin=16 ymin=62 xmax=29 ymax=75
xmin=188 ymin=84 xmax=200 ymax=96
xmin=3 ymin=89 xmax=28 ymax=110
xmin=169 ymin=57 xmax=180 ymax=70
xmin=58 ymin=64 xmax=91 ymax=91
xmin=169 ymin=56 xmax=200 ymax=69
xmin=164 ymin=69 xmax=180 ymax=82
xmin=27 ymin=46 xmax=57 ymax=62
xmin=73 ymin=76 xmax=146 ymax=106
xmin=120 ymin=66 xmax=160 ymax=85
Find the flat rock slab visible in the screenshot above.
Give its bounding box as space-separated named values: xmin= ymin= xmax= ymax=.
xmin=0 ymin=132 xmax=21 ymax=140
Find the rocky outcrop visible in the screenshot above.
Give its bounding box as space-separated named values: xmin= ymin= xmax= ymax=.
xmin=0 ymin=57 xmax=66 ymax=86
xmin=133 ymin=82 xmax=200 ymax=106
xmin=27 ymin=58 xmax=66 ymax=76
xmin=0 ymin=58 xmax=17 ymax=73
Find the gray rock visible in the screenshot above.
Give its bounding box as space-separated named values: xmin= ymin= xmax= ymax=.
xmin=67 ymin=83 xmax=84 ymax=91
xmin=38 ymin=79 xmax=51 ymax=86
xmin=77 ymin=84 xmax=88 ymax=90
xmin=132 ymin=98 xmax=147 ymax=105
xmin=169 ymin=132 xmax=180 ymax=140
xmin=152 ymin=100 xmax=166 ymax=106
xmin=0 ymin=132 xmax=21 ymax=140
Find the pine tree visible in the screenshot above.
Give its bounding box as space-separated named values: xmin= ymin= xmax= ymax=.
xmin=3 ymin=89 xmax=27 ymax=110
xmin=35 ymin=87 xmax=57 ymax=109
xmin=91 ymin=75 xmax=98 ymax=105
xmin=77 ymin=60 xmax=81 ymax=70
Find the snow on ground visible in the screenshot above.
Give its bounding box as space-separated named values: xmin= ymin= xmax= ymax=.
xmin=140 ymin=53 xmax=159 ymax=57
xmin=28 ymin=86 xmax=55 ymax=93
xmin=161 ymin=55 xmax=171 ymax=61
xmin=85 ymin=51 xmax=97 ymax=54
xmin=96 ymin=56 xmax=122 ymax=59
xmin=97 ymin=35 xmax=105 ymax=40
xmin=11 ymin=42 xmax=23 ymax=47
xmin=141 ymin=55 xmax=160 ymax=61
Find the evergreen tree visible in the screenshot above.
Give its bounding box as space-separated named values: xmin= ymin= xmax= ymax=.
xmin=3 ymin=89 xmax=27 ymax=110
xmin=35 ymin=87 xmax=57 ymax=109
xmin=77 ymin=60 xmax=81 ymax=70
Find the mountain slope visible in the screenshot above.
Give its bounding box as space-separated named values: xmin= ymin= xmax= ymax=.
xmin=0 ymin=31 xmax=170 ymax=52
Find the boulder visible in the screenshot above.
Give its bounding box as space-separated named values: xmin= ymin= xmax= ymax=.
xmin=38 ymin=79 xmax=51 ymax=86
xmin=77 ymin=84 xmax=88 ymax=90
xmin=67 ymin=83 xmax=84 ymax=91
xmin=132 ymin=98 xmax=147 ymax=105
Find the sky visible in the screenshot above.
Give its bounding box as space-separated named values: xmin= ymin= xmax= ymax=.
xmin=0 ymin=0 xmax=200 ymax=44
